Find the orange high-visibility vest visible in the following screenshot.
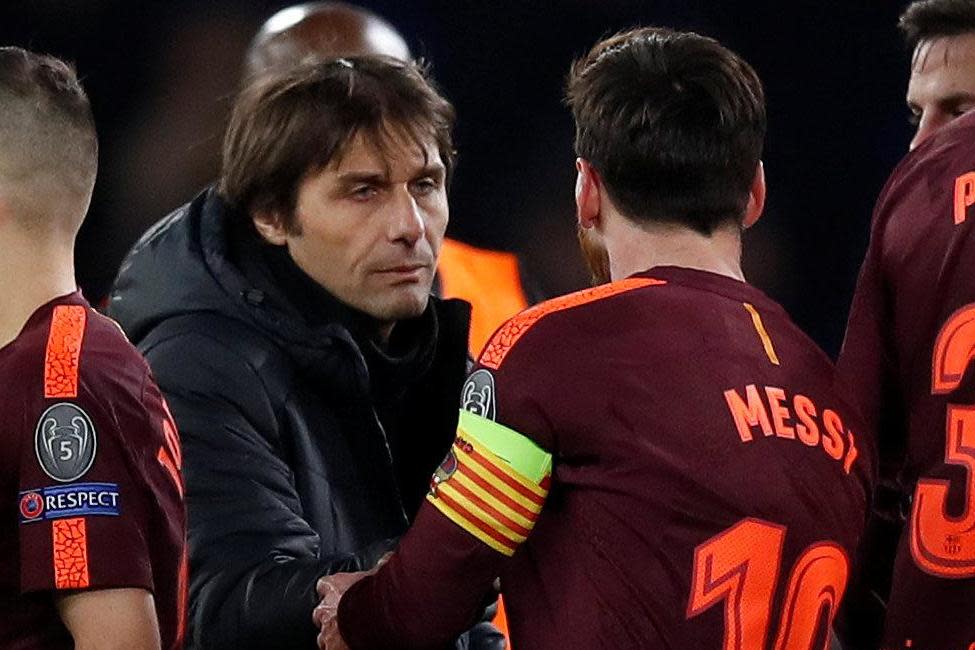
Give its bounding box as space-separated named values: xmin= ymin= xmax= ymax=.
xmin=437 ymin=238 xmax=527 ymax=646
xmin=437 ymin=238 xmax=529 ymax=356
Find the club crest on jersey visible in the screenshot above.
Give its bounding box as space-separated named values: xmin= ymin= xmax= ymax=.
xmin=429 ymin=450 xmax=458 ymax=497
xmin=461 ymin=369 xmax=496 ymax=421
xmin=35 ymin=402 xmax=97 ymax=482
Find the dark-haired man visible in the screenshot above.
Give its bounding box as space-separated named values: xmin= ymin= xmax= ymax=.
xmin=108 ymin=57 xmax=499 ymax=648
xmin=900 ymin=0 xmax=975 ymax=149
xmin=0 ymin=47 xmax=186 ymax=649
xmin=245 ymin=2 xmax=533 ymax=356
xmin=316 ymin=27 xmax=875 ymax=650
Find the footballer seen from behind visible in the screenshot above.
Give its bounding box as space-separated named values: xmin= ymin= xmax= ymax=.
xmin=315 ymin=27 xmax=876 ymax=650
xmin=0 ymin=48 xmax=186 ymax=650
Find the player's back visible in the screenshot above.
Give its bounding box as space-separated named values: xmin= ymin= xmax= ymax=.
xmin=838 ymin=111 xmax=975 ymax=648
xmin=0 ymin=293 xmax=185 ymax=649
xmin=482 ymin=267 xmax=874 ymax=649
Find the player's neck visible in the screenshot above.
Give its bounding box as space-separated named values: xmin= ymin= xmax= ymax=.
xmin=606 ymin=216 xmax=745 ymax=283
xmin=0 ymin=235 xmax=77 ymax=349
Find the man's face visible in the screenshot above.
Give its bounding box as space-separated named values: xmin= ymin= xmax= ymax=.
xmin=907 ymin=33 xmax=975 ymax=150
xmin=278 ymin=128 xmax=447 ymax=327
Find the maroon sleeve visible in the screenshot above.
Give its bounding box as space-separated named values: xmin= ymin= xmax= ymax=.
xmin=18 ymin=363 xmax=158 ymax=595
xmin=836 ymin=172 xmax=901 ymax=445
xmin=339 ymin=504 xmax=503 ymax=649
xmin=338 ymin=324 xmax=556 ymax=648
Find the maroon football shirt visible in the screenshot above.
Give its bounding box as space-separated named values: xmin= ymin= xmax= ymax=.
xmin=339 ymin=267 xmax=875 ymax=649
xmin=0 ymin=292 xmax=186 ymax=649
xmin=838 ymin=111 xmax=975 ymax=649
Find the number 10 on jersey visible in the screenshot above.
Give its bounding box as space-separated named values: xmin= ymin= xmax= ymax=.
xmin=687 ymin=518 xmax=849 ymax=650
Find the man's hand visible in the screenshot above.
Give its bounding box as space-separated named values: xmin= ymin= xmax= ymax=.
xmin=313 ymin=554 xmax=392 ymax=649
xmin=313 ymin=571 xmax=368 ymax=649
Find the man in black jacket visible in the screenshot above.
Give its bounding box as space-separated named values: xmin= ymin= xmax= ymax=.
xmin=108 ymin=56 xmax=493 ymax=649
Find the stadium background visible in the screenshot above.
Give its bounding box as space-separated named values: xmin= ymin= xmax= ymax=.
xmin=2 ymin=0 xmax=910 ymax=357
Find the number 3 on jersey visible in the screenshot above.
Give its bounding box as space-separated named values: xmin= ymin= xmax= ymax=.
xmin=687 ymin=519 xmax=849 ymax=650
xmin=910 ymin=304 xmax=975 ymax=578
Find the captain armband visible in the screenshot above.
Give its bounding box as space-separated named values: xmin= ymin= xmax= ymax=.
xmin=427 ymin=410 xmax=552 ymax=556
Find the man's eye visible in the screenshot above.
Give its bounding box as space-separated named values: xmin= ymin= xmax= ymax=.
xmin=351 ymin=185 xmax=377 ymax=200
xmin=412 ymin=178 xmax=439 ymax=196
xmin=952 ymin=106 xmax=974 ymax=118
xmin=908 ymin=111 xmax=921 ymax=127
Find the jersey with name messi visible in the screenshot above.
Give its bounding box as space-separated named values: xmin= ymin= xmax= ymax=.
xmin=838 ymin=110 xmax=975 ymax=650
xmin=0 ymin=292 xmax=186 ymax=650
xmin=337 ymin=266 xmax=875 ymax=650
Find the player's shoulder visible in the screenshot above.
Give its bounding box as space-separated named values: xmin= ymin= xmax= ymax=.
xmin=883 ymin=112 xmax=975 ymax=204
xmin=918 ymin=110 xmax=975 ymax=164
xmin=43 ymin=300 xmax=151 ymax=401
xmin=478 ymin=275 xmax=666 ymax=371
xmin=82 ymin=309 xmax=149 ymax=370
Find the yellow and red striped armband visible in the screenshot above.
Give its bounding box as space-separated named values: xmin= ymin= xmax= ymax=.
xmin=427 ymin=410 xmax=552 ymax=556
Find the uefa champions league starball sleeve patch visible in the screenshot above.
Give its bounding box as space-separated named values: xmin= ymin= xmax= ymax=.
xmin=34 ymin=402 xmax=97 ymax=482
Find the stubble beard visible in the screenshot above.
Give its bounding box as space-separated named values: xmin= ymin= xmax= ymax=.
xmin=577 ymin=225 xmax=611 ymax=286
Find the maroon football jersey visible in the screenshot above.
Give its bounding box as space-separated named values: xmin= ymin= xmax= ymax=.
xmin=0 ymin=292 xmax=186 ymax=649
xmin=838 ymin=111 xmax=975 ymax=649
xmin=339 ymin=267 xmax=875 ymax=649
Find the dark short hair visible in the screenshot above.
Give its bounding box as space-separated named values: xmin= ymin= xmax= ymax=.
xmin=566 ymin=27 xmax=766 ymax=235
xmin=0 ymin=47 xmax=98 ymax=226
xmin=899 ymin=0 xmax=975 ymax=49
xmin=220 ymin=55 xmax=454 ymax=229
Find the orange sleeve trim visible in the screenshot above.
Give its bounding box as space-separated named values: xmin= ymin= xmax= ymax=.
xmin=53 ymin=517 xmax=90 ymax=589
xmin=44 ymin=305 xmax=88 ymax=399
xmin=479 ymin=277 xmax=665 ymax=369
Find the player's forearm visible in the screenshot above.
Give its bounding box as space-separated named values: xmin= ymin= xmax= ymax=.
xmin=58 ymin=588 xmax=161 ymax=650
xmin=338 ymin=508 xmax=502 ymax=649
xmin=72 ymin=637 xmax=160 ymax=650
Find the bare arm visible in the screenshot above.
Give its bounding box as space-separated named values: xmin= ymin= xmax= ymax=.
xmin=57 ymin=588 xmax=161 ymax=650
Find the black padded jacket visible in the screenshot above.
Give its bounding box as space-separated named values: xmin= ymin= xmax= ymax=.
xmin=107 ymin=189 xmax=495 ymax=649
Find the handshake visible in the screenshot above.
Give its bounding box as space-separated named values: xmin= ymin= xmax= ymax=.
xmin=312 ymin=553 xmax=391 ymax=650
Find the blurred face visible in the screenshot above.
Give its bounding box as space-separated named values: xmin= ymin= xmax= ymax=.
xmin=256 ymin=127 xmax=447 ymax=330
xmin=907 ymin=33 xmax=975 ymax=150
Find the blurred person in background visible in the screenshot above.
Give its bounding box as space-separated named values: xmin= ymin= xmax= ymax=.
xmin=834 ymin=2 xmax=975 ymax=647
xmin=314 ymin=26 xmax=875 ymax=650
xmin=0 ymin=47 xmax=186 ymax=650
xmin=247 ymin=2 xmax=534 ymax=357
xmin=107 ymin=55 xmax=502 ymax=649
xmin=901 ymin=0 xmax=975 ymax=150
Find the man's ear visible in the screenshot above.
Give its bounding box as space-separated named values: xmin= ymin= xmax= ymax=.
xmin=575 ymin=158 xmax=602 ymax=230
xmin=742 ymin=161 xmax=766 ymax=229
xmin=251 ymin=210 xmax=289 ymax=245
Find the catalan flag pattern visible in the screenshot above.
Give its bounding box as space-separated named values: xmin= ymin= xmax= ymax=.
xmin=428 ymin=418 xmax=552 ymax=556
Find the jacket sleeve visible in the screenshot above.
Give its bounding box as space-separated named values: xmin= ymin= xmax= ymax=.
xmin=142 ymin=330 xmax=392 ymax=650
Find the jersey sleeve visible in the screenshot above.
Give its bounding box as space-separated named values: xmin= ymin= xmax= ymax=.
xmin=17 ymin=307 xmax=166 ymax=595
xmin=337 ymin=319 xmax=556 ymax=648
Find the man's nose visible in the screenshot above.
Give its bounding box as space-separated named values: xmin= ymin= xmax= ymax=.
xmin=388 ymin=185 xmax=425 ymax=245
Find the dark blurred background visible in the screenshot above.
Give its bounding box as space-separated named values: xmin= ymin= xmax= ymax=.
xmin=1 ymin=0 xmax=910 ymax=357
